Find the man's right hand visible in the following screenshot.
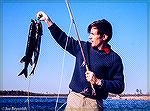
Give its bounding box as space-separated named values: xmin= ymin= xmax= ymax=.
xmin=36 ymin=11 xmax=49 ymax=21
xmin=36 ymin=11 xmax=53 ymax=27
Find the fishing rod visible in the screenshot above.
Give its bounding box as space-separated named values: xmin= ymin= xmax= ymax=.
xmin=65 ymin=0 xmax=96 ymax=95
xmin=65 ymin=0 xmax=87 ymax=67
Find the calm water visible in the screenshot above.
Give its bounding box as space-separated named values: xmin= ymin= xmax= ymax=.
xmin=0 ymin=97 xmax=150 ymax=111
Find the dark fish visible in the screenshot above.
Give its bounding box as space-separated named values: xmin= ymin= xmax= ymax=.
xmin=30 ymin=21 xmax=42 ymax=75
xmin=18 ymin=19 xmax=42 ymax=78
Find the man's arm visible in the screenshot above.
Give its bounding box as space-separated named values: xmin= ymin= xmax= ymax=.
xmin=86 ymin=57 xmax=124 ymax=94
xmin=37 ymin=11 xmax=53 ymax=27
xmin=36 ymin=11 xmax=80 ymax=57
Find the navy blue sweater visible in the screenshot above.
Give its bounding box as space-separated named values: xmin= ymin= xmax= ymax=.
xmin=49 ymin=23 xmax=124 ymax=100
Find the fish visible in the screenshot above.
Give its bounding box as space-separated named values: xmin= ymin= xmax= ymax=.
xmin=30 ymin=21 xmax=42 ymax=75
xmin=18 ymin=19 xmax=42 ymax=78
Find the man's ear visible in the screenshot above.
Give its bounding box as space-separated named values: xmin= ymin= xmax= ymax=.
xmin=103 ymin=34 xmax=108 ymax=41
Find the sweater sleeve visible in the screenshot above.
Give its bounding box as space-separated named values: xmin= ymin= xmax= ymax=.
xmin=105 ymin=60 xmax=124 ymax=94
xmin=96 ymin=56 xmax=125 ymax=95
xmin=48 ymin=23 xmax=79 ymax=56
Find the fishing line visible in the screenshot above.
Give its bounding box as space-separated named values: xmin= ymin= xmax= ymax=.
xmin=54 ymin=21 xmax=72 ymax=111
xmin=27 ymin=18 xmax=40 ymax=111
xmin=27 ymin=75 xmax=32 ymax=111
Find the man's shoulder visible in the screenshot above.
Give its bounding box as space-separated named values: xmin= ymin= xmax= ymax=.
xmin=110 ymin=49 xmax=123 ymax=62
xmin=80 ymin=41 xmax=91 ymax=48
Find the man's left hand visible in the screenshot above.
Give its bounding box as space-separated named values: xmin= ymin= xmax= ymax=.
xmin=85 ymin=71 xmax=102 ymax=85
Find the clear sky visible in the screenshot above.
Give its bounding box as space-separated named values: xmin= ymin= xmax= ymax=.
xmin=1 ymin=0 xmax=149 ymax=94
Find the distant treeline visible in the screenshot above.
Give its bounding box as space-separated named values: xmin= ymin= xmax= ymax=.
xmin=0 ymin=90 xmax=149 ymax=97
xmin=0 ymin=90 xmax=68 ymax=97
xmin=108 ymin=93 xmax=150 ymax=97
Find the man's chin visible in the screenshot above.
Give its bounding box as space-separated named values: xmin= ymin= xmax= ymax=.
xmin=91 ymin=44 xmax=95 ymax=47
xmin=91 ymin=45 xmax=98 ymax=49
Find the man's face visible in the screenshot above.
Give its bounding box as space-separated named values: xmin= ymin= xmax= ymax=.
xmin=89 ymin=27 xmax=103 ymax=48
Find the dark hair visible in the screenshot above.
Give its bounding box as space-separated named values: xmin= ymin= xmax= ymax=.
xmin=87 ymin=19 xmax=112 ymax=42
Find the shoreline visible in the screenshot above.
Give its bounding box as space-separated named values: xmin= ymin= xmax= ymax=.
xmin=0 ymin=95 xmax=68 ymax=98
xmin=1 ymin=95 xmax=150 ymax=100
xmin=111 ymin=95 xmax=150 ymax=100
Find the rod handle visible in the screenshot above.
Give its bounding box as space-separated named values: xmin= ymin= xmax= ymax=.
xmin=85 ymin=64 xmax=89 ymax=71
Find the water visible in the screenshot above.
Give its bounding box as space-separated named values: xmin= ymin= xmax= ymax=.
xmin=0 ymin=97 xmax=150 ymax=111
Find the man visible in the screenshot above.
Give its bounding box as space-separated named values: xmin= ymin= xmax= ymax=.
xmin=37 ymin=11 xmax=124 ymax=111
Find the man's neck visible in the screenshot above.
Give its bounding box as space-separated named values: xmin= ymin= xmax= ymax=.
xmin=97 ymin=43 xmax=107 ymax=51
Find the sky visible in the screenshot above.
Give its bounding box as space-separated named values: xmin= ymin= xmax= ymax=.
xmin=1 ymin=0 xmax=149 ymax=94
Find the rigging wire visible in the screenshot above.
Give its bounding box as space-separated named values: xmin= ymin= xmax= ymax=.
xmin=55 ymin=1 xmax=90 ymax=110
xmin=54 ymin=21 xmax=73 ymax=111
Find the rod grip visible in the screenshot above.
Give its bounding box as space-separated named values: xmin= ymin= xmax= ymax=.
xmin=85 ymin=64 xmax=89 ymax=71
xmin=85 ymin=64 xmax=96 ymax=96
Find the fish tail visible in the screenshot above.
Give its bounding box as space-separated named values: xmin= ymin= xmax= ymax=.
xmin=20 ymin=56 xmax=26 ymax=63
xmin=30 ymin=64 xmax=36 ymax=76
xmin=30 ymin=70 xmax=34 ymax=76
xmin=18 ymin=68 xmax=28 ymax=78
